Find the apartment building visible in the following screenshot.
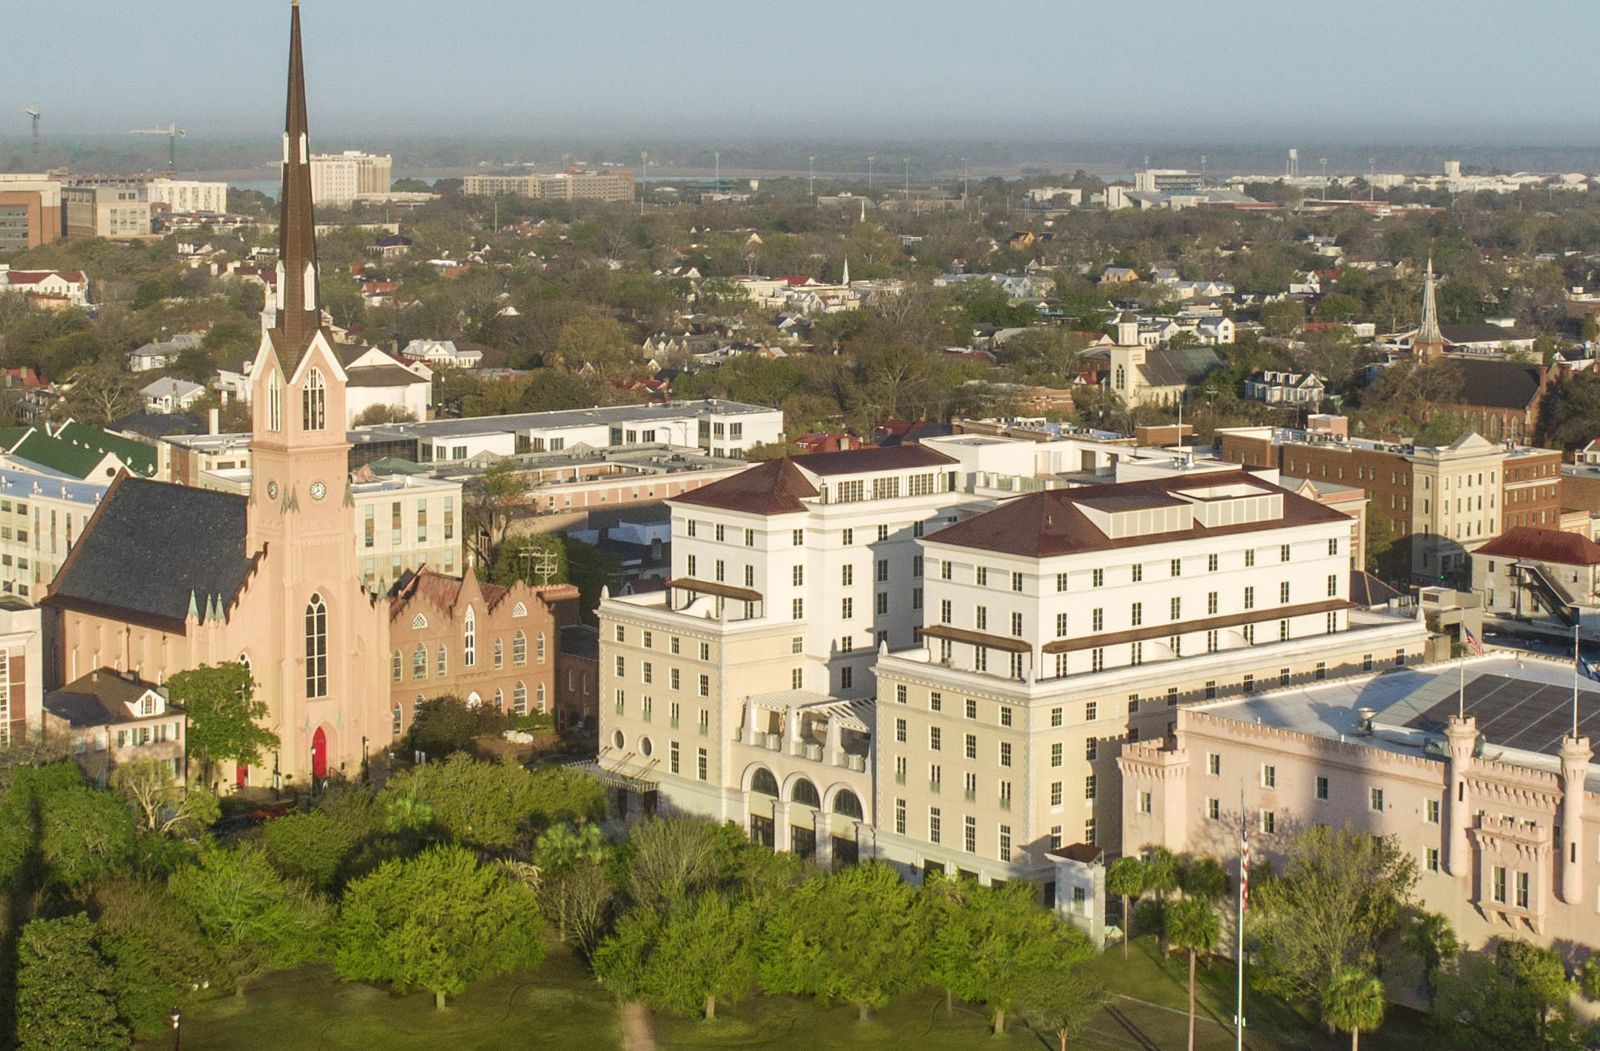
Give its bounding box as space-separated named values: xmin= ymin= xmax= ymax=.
xmin=145 ymin=178 xmax=228 ymax=215
xmin=1219 ymin=423 xmax=1561 ymax=583
xmin=310 ymin=151 xmax=392 ymax=207
xmin=62 ymin=184 xmax=152 ymax=239
xmin=462 ymin=170 xmax=635 ymax=203
xmin=1121 ymin=654 xmax=1600 ymax=950
xmin=870 ymin=471 xmax=1429 ymax=886
xmin=596 ymin=445 xmax=983 ymax=857
xmin=0 ymin=469 xmax=103 ymax=603
xmin=0 ymin=178 xmax=64 ymax=250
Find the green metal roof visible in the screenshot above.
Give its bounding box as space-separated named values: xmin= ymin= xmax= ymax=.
xmin=9 ymin=422 xmax=158 ymax=480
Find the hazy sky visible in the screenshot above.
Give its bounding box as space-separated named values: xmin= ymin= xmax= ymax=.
xmin=5 ymin=0 xmax=1597 ymax=145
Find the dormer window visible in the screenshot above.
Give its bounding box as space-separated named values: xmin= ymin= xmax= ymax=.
xmin=138 ymin=693 xmax=157 ymax=717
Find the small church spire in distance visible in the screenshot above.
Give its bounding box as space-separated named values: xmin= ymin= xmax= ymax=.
xmin=1414 ymin=255 xmax=1446 ymax=361
xmin=274 ymin=0 xmax=321 ymax=369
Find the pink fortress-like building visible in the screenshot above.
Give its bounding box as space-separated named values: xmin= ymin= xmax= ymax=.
xmin=1120 ymin=654 xmax=1600 ymax=949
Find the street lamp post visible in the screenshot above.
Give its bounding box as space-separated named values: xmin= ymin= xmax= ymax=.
xmin=170 ymin=1007 xmax=181 ymax=1051
xmin=362 ymin=735 xmax=370 ymax=783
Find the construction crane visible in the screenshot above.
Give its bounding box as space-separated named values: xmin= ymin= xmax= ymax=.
xmin=129 ymin=122 xmax=186 ymax=172
xmin=23 ymin=105 xmax=39 ymax=151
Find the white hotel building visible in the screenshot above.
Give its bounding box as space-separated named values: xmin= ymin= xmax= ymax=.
xmin=597 ymin=443 xmax=1430 ymax=893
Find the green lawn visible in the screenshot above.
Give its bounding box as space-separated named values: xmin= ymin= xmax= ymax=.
xmin=145 ymin=937 xmax=1436 ymax=1051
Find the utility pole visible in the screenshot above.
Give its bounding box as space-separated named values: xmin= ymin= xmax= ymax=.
xmin=903 ymin=156 xmax=909 ymax=207
xmin=868 ymin=155 xmax=875 ymax=192
xmin=1368 ymin=157 xmax=1376 ymax=202
xmin=1319 ymin=157 xmax=1329 ymax=200
xmin=809 ymin=154 xmax=815 ymax=199
xmin=640 ymin=151 xmax=649 ymax=215
xmin=962 ymin=157 xmax=969 ymax=207
xmin=1200 ymin=154 xmax=1207 ymax=184
xmin=714 ymin=150 xmax=720 ymax=190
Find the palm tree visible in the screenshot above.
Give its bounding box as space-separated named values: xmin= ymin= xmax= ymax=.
xmin=1322 ymin=969 xmax=1386 ymax=1051
xmin=1165 ymin=897 xmax=1220 ymax=1051
xmin=1105 ymin=856 xmax=1145 ymax=959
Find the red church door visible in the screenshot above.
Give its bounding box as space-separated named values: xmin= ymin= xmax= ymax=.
xmin=235 ymin=762 xmax=248 ymax=789
xmin=311 ymin=727 xmax=328 ymax=780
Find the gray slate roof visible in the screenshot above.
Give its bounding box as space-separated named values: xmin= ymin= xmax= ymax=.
xmin=45 ymin=476 xmax=252 ymax=632
xmin=1138 ymin=346 xmax=1222 ymax=388
xmin=45 ymin=669 xmax=164 ymax=727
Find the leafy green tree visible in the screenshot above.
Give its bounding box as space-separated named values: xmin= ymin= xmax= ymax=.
xmin=1432 ymin=942 xmax=1580 ymax=1051
xmin=401 ymin=696 xmax=508 ymax=760
xmin=624 ymin=815 xmax=728 ymax=913
xmin=15 ymin=914 xmax=129 ymax=1051
xmin=334 ymin=844 xmax=543 ymax=1009
xmin=594 ymin=890 xmax=758 ymax=1020
xmin=1260 ymin=299 xmax=1306 ymax=336
xmin=533 ymin=821 xmax=611 ymax=874
xmin=1166 ymin=897 xmax=1221 ymax=1051
xmin=381 ymin=754 xmax=601 ymax=852
xmin=1250 ymin=823 xmax=1417 ymax=1003
xmin=168 ymin=841 xmax=325 ymax=994
xmin=261 ymin=806 xmax=369 ymax=892
xmin=92 ymin=876 xmax=224 ymax=1039
xmin=1181 ymin=856 xmax=1229 ymax=903
xmin=0 ymin=765 xmax=137 ymax=891
xmin=760 ymin=862 xmax=927 ymax=1021
xmin=1015 ymin=965 xmax=1108 ymax=1051
xmin=927 ymin=880 xmax=1094 ymax=1034
xmin=168 ymin=662 xmax=277 ymax=786
xmin=1401 ymin=910 xmax=1458 ymax=1003
xmin=463 ymin=459 xmax=529 ymax=568
xmin=1106 ymin=855 xmax=1146 ymax=958
xmin=110 ymin=758 xmax=218 ymax=837
xmin=1322 ymin=969 xmax=1386 ymax=1051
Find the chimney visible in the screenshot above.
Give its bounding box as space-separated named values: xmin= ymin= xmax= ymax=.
xmin=209 ymin=407 xmax=220 ymax=435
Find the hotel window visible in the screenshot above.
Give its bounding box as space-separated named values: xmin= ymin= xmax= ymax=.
xmin=929 ymin=726 xmax=941 ymax=751
xmin=974 ymin=647 xmax=987 ymax=672
xmin=790 ymin=668 xmax=802 ymax=689
xmin=1279 ymin=666 xmax=1290 ymax=687
xmin=841 ymin=564 xmax=854 ymax=586
xmin=1086 ymin=738 xmax=1098 ymax=761
xmin=930 ymin=764 xmax=942 ymax=790
xmin=1011 ymin=612 xmax=1023 ymax=636
xmin=744 ymin=566 xmax=754 ymax=587
xmin=670 ymin=668 xmax=681 ymax=691
xmin=842 ymin=597 xmax=853 ymax=619
xmin=1132 ymin=563 xmax=1143 ymax=583
xmin=641 ymin=661 xmax=653 ymax=685
xmin=964 ymin=733 xmax=977 ymax=760
xmin=999 ymin=824 xmax=1011 ymax=861
xmin=999 ymin=742 xmax=1012 ymax=767
xmin=1086 ymin=701 xmax=1097 ymax=721
xmin=1051 ymin=742 xmax=1063 ymax=768
xmin=1369 ymin=787 xmax=1384 ymax=812
xmin=913 ymin=555 xmax=923 ymax=576
xmin=1207 ymin=553 xmax=1218 ymax=572
xmin=1131 ymin=641 xmax=1143 ymax=665
xmin=1084 ymin=819 xmax=1096 ymax=845
xmin=1008 ymin=652 xmax=1023 ymax=678
xmin=1327 ymin=611 xmax=1339 ymax=633
xmin=1329 ymin=537 xmax=1339 ymax=557
xmin=1091 ymin=648 xmax=1104 ymax=672
xmin=1280 ymin=544 xmax=1291 ymax=562
xmin=894 ymin=798 xmax=906 ymax=835
xmin=877 ymin=592 xmax=889 ymax=615
xmin=1056 ymin=612 xmax=1068 ymax=636
xmin=894 ymin=718 xmax=907 ymax=743
xmin=669 ymin=741 xmax=680 ymax=774
xmin=1170 ymin=558 xmax=1182 ymax=577
xmin=940 ymin=599 xmax=952 ymax=624
xmin=698 ymin=674 xmax=710 ymax=697
xmin=1280 ymin=620 xmax=1290 ymax=642
xmin=941 ymin=560 xmax=952 ymax=580
xmin=1131 ymin=602 xmax=1142 ymax=627
xmin=1050 ymin=781 xmax=1063 ymax=807
xmin=977 ymin=567 xmax=988 ymax=586
xmin=745 ymin=528 xmax=754 ymax=547
xmin=1245 ymin=549 xmax=1256 ymax=568
xmin=1244 ymin=586 xmax=1255 ymax=610
xmin=930 ymin=691 xmax=943 ymax=712
xmin=1057 ymin=572 xmax=1069 ymax=592
xmin=715 ymin=524 xmax=725 ymax=542
xmin=1050 ymin=826 xmax=1063 ymax=849
xmin=1206 ymin=629 xmax=1218 ymax=653
xmin=1327 ymin=573 xmax=1338 ymax=597
xmin=1011 ymin=571 xmax=1023 ymax=592
xmin=1207 ymin=591 xmax=1218 ymax=615
xmin=1170 ymin=597 xmax=1181 ymax=620
xmin=1243 ymin=672 xmax=1254 ymax=692
xmin=792 ymin=598 xmax=804 ymax=619
xmin=842 ymin=527 xmax=854 ymax=544
xmin=1167 ymin=687 xmax=1178 ymax=707
xmin=1092 ymin=568 xmax=1104 ymax=588
xmin=697 ymin=748 xmax=707 ymax=781
xmin=687 ymin=554 xmax=697 ymax=576
xmin=1279 ymin=581 xmax=1290 ymax=603
xmin=1051 ymin=706 xmax=1063 ymax=727
xmin=1000 ymin=706 xmax=1012 ymax=727
xmin=714 ymin=560 xmax=725 ymax=582
xmin=1207 ymin=798 xmax=1221 ymax=821
xmin=965 ymin=698 xmax=978 ymax=720
xmin=1092 ymin=608 xmax=1104 ymax=631
xmin=929 ymin=807 xmax=942 ymax=844
xmin=792 ymin=528 xmax=803 ymax=545
xmin=964 ymin=816 xmax=977 ymax=853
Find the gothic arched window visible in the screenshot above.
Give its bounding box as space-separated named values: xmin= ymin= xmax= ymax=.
xmin=536 ymin=682 xmax=547 ymax=713
xmin=304 ymin=594 xmax=328 ymax=698
xmin=302 ymin=367 xmax=326 ymax=431
xmin=412 ymin=644 xmax=426 ymax=679
xmin=390 ymin=650 xmax=401 ymax=682
xmin=267 ymin=370 xmax=282 ymax=431
xmin=513 ymin=630 xmax=527 ymax=666
xmin=463 ymin=607 xmax=476 ymax=668
xmin=493 ymin=637 xmax=504 ymax=669
xmin=513 ymin=681 xmax=528 ymax=714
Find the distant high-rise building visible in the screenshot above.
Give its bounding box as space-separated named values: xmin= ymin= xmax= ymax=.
xmin=463 ymin=170 xmax=635 ymax=203
xmin=309 ymin=151 xmax=392 ymax=206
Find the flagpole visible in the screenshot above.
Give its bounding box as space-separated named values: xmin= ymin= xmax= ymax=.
xmin=1236 ymin=780 xmax=1246 ymax=1051
xmin=1575 ymin=622 xmax=1582 ymax=740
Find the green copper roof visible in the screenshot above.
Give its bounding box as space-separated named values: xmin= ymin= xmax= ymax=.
xmin=9 ymin=422 xmax=159 ymax=481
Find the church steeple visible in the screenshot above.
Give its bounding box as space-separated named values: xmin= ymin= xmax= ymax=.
xmin=1414 ymin=255 xmax=1446 ymax=361
xmin=273 ymin=0 xmax=321 ymax=372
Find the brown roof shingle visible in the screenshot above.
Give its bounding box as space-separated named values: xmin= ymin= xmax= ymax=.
xmin=1476 ymin=526 xmax=1600 ymax=567
xmin=926 ymin=471 xmax=1348 ymax=559
xmin=674 ymin=458 xmax=817 ymax=515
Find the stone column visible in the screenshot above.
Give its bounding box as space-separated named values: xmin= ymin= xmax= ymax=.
xmin=1444 ymin=716 xmax=1478 ymax=878
xmin=773 ymin=799 xmax=791 ymax=854
xmin=815 ymin=810 xmax=833 ymax=869
xmin=1560 ymin=734 xmax=1591 ymax=905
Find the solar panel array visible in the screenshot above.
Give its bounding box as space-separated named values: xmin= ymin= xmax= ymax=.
xmin=1406 ymin=673 xmax=1600 ymax=756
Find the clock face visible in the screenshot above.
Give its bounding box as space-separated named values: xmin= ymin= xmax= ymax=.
xmin=266 ymin=481 xmax=279 ymax=500
xmin=309 ymin=481 xmax=327 ymax=501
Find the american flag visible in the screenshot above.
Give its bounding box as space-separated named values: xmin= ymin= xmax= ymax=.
xmin=1463 ymin=628 xmax=1485 ymax=658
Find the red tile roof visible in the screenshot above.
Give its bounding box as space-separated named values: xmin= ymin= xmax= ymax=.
xmin=1476 ymin=526 xmax=1600 ymax=567
xmin=926 ymin=471 xmax=1347 ymax=559
xmin=4 ymin=270 xmax=85 ymax=284
xmin=791 ymin=444 xmax=955 ymax=476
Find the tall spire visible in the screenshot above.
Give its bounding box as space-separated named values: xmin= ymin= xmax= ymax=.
xmin=274 ymin=0 xmax=321 ymax=370
xmin=1414 ymin=255 xmax=1445 ymax=361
